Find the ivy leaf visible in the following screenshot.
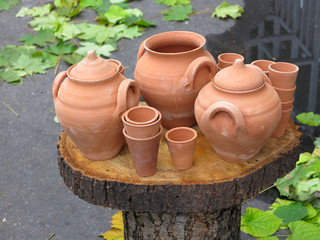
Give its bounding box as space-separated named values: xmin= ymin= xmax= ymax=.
xmin=212 ymin=0 xmax=244 ymax=19
xmin=47 ymin=40 xmax=77 ymax=56
xmin=75 ymin=41 xmax=117 ymax=58
xmin=296 ymin=112 xmax=320 ymax=127
xmin=241 ymin=207 xmax=282 ymax=237
xmin=54 ymin=22 xmax=81 ymax=41
xmin=161 ymin=5 xmax=193 ymax=21
xmin=156 ymin=0 xmax=190 ymax=6
xmin=287 ymin=221 xmax=320 ymax=240
xmin=16 ymin=4 xmax=52 ymax=18
xmin=79 ymin=0 xmax=103 ymax=8
xmin=0 ymin=70 xmax=22 ymax=84
xmin=0 ymin=0 xmax=20 ymax=12
xmin=19 ymin=29 xmax=56 ymax=47
xmin=273 ymin=201 xmax=308 ymax=224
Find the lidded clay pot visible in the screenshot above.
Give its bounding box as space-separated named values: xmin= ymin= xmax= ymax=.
xmin=194 ymin=59 xmax=281 ymax=162
xmin=53 ymin=51 xmax=140 ymax=160
xmin=134 ymin=31 xmax=217 ymax=129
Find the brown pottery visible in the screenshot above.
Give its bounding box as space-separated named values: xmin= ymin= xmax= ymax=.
xmin=269 ymin=62 xmax=299 ymax=88
xmin=194 ymin=59 xmax=281 ymax=162
xmin=53 ymin=51 xmax=140 ymax=160
xmin=134 ymin=31 xmax=217 ymax=129
xmin=272 ymin=107 xmax=293 ymax=137
xmin=124 ymin=106 xmax=159 ymax=125
xmin=273 ymin=85 xmax=296 ymax=102
xmin=217 ymin=53 xmax=244 ymax=70
xmin=251 ymin=59 xmax=275 ymax=77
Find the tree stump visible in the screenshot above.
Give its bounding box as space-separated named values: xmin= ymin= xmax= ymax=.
xmin=58 ymin=120 xmax=303 ymax=240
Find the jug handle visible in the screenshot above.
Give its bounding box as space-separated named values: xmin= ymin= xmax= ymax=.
xmin=182 ymin=56 xmax=217 ymax=91
xmin=247 ymin=64 xmax=272 ymax=85
xmin=114 ymin=79 xmax=140 ymax=118
xmin=201 ymin=101 xmax=246 ymax=137
xmin=137 ymin=39 xmax=147 ymax=61
xmin=52 ymin=71 xmax=67 ymax=104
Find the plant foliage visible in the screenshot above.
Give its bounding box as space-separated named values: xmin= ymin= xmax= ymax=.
xmin=212 ymin=0 xmax=244 ymax=19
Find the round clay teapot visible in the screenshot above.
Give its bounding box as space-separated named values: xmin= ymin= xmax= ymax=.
xmin=52 ymin=51 xmax=140 ymax=160
xmin=134 ymin=31 xmax=217 ymax=129
xmin=194 ymin=59 xmax=281 ymax=162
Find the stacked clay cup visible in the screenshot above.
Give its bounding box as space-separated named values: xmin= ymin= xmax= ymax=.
xmin=268 ymin=62 xmax=299 ymax=137
xmin=122 ymin=106 xmax=162 ymax=177
xmin=217 ymin=53 xmax=244 ymax=71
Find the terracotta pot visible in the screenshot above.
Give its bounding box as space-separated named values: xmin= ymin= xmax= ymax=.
xmin=218 ymin=53 xmax=244 ymax=69
xmin=195 ymin=59 xmax=281 ymax=162
xmin=268 ymin=62 xmax=299 ymax=88
xmin=109 ymin=59 xmax=124 ymax=75
xmin=134 ymin=31 xmax=217 ymax=129
xmin=272 ymin=107 xmax=293 ymax=137
xmin=124 ymin=106 xmax=159 ymax=125
xmin=123 ymin=126 xmax=163 ymax=177
xmin=53 ymin=51 xmax=140 ymax=160
xmin=251 ymin=59 xmax=275 ymax=77
xmin=122 ymin=109 xmax=162 ymax=139
xmin=165 ymin=127 xmax=197 ymax=170
xmin=273 ymin=85 xmax=296 ymax=102
xmin=281 ymin=98 xmax=294 ymax=111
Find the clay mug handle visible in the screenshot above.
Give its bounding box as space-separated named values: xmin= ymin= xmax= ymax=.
xmin=52 ymin=71 xmax=67 ymax=104
xmin=137 ymin=39 xmax=147 ymax=61
xmin=114 ymin=79 xmax=140 ymax=118
xmin=182 ymin=56 xmax=217 ymax=91
xmin=247 ymin=64 xmax=272 ymax=85
xmin=201 ymin=101 xmax=246 ymax=137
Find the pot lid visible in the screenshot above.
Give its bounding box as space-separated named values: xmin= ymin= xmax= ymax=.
xmin=212 ymin=59 xmax=265 ymax=92
xmin=68 ymin=51 xmax=117 ymax=80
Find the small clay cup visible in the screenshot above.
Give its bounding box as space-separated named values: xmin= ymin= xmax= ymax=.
xmin=122 ymin=110 xmax=162 ymax=139
xmin=272 ymin=106 xmax=293 ymax=137
xmin=123 ymin=126 xmax=162 ymax=177
xmin=124 ymin=106 xmax=159 ymax=125
xmin=273 ymin=85 xmax=296 ymax=102
xmin=251 ymin=60 xmax=275 ymax=76
xmin=281 ymin=98 xmax=294 ymax=111
xmin=269 ymin=62 xmax=299 ymax=88
xmin=218 ymin=53 xmax=244 ymax=69
xmin=165 ymin=127 xmax=197 ymax=170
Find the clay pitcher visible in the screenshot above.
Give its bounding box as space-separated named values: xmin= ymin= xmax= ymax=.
xmin=53 ymin=51 xmax=140 ymax=160
xmin=194 ymin=59 xmax=281 ymax=162
xmin=134 ymin=31 xmax=217 ymax=129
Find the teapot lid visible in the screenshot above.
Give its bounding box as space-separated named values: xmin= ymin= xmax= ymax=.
xmin=68 ymin=51 xmax=117 ymax=80
xmin=212 ymin=59 xmax=265 ymax=92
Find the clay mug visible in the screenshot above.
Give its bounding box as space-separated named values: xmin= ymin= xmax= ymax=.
xmin=272 ymin=106 xmax=293 ymax=137
xmin=268 ymin=62 xmax=299 ymax=88
xmin=195 ymin=59 xmax=281 ymax=162
xmin=134 ymin=31 xmax=217 ymax=129
xmin=122 ymin=108 xmax=162 ymax=139
xmin=218 ymin=53 xmax=244 ymax=69
xmin=273 ymin=85 xmax=296 ymax=102
xmin=165 ymin=127 xmax=197 ymax=170
xmin=281 ymin=98 xmax=294 ymax=111
xmin=53 ymin=51 xmax=140 ymax=160
xmin=251 ymin=59 xmax=275 ymax=77
xmin=123 ymin=126 xmax=163 ymax=177
xmin=124 ymin=106 xmax=159 ymax=125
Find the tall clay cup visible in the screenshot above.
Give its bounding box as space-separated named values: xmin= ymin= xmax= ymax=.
xmin=123 ymin=126 xmax=162 ymax=177
xmin=251 ymin=60 xmax=275 ymax=77
xmin=165 ymin=127 xmax=197 ymax=170
xmin=269 ymin=62 xmax=299 ymax=88
xmin=272 ymin=107 xmax=293 ymax=137
xmin=273 ymin=85 xmax=296 ymax=102
xmin=218 ymin=53 xmax=244 ymax=69
xmin=281 ymin=98 xmax=294 ymax=111
xmin=124 ymin=106 xmax=159 ymax=125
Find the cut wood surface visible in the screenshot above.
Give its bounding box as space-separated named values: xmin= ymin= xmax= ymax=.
xmin=58 ymin=120 xmax=303 ymax=212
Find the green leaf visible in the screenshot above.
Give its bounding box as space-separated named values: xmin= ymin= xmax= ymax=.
xmin=273 ymin=201 xmax=308 ymax=224
xmin=161 ymin=5 xmax=193 ymax=21
xmin=314 ymin=138 xmax=320 ymax=148
xmin=156 ymin=0 xmax=191 ymax=7
xmin=104 ymin=5 xmax=130 ymax=24
xmin=241 ymin=207 xmax=282 ymax=237
xmin=269 ymin=198 xmax=295 ymax=212
xmin=257 ymin=237 xmax=279 ymax=240
xmin=29 ymin=11 xmax=69 ymax=31
xmin=16 ymin=4 xmax=52 ymax=17
xmin=0 ymin=0 xmax=20 ymax=12
xmin=297 ymin=152 xmax=313 ymax=165
xmin=305 ymin=203 xmax=318 ymax=219
xmin=19 ymin=29 xmax=56 ymax=47
xmin=79 ymin=0 xmax=103 ymax=8
xmin=47 ymin=40 xmax=77 ymax=56
xmin=287 ymin=221 xmax=320 ymax=240
xmin=296 ymin=112 xmax=320 ymax=127
xmin=295 ymin=178 xmax=320 ymax=201
xmin=54 ymin=22 xmax=81 ymax=41
xmin=77 ymin=23 xmax=116 ymax=44
xmin=75 ymin=41 xmax=117 ymax=58
xmin=306 ymin=208 xmax=320 ymax=225
xmin=212 ymin=0 xmax=244 ymax=19
xmin=61 ymin=53 xmax=83 ymax=65
xmin=54 ymin=0 xmax=83 ymax=17
xmin=0 ymin=70 xmax=22 ymax=84
xmin=12 ymin=54 xmax=49 ymax=75
xmin=117 ymin=25 xmax=143 ymax=40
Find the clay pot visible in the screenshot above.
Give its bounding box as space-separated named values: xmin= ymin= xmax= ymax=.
xmin=251 ymin=60 xmax=275 ymax=76
xmin=195 ymin=59 xmax=281 ymax=162
xmin=122 ymin=108 xmax=162 ymax=139
xmin=165 ymin=127 xmax=197 ymax=170
xmin=109 ymin=59 xmax=124 ymax=75
xmin=218 ymin=53 xmax=244 ymax=69
xmin=124 ymin=106 xmax=159 ymax=125
xmin=134 ymin=31 xmax=217 ymax=129
xmin=53 ymin=51 xmax=140 ymax=160
xmin=273 ymin=85 xmax=296 ymax=102
xmin=268 ymin=62 xmax=299 ymax=88
xmin=123 ymin=126 xmax=163 ymax=177
xmin=281 ymin=98 xmax=294 ymax=111
xmin=272 ymin=107 xmax=293 ymax=137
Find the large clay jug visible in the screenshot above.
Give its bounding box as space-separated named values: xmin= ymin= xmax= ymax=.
xmin=194 ymin=59 xmax=281 ymax=163
xmin=53 ymin=51 xmax=140 ymax=160
xmin=134 ymin=31 xmax=217 ymax=129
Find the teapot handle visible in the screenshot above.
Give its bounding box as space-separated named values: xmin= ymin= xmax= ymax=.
xmin=201 ymin=101 xmax=246 ymax=137
xmin=52 ymin=71 xmax=67 ymax=104
xmin=114 ymin=79 xmax=140 ymax=118
xmin=247 ymin=64 xmax=272 ymax=85
xmin=137 ymin=39 xmax=147 ymax=61
xmin=182 ymin=56 xmax=217 ymax=91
